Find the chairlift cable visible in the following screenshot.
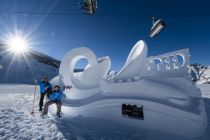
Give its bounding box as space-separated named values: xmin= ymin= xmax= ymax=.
xmin=0 ymin=10 xmax=210 ymax=18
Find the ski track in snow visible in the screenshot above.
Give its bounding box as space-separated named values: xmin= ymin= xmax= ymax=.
xmin=0 ymin=84 xmax=210 ymax=140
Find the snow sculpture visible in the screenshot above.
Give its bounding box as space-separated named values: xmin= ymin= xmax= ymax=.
xmin=59 ymin=40 xmax=207 ymax=138
xmin=59 ymin=47 xmax=111 ymax=99
xmin=113 ymin=40 xmax=148 ymax=80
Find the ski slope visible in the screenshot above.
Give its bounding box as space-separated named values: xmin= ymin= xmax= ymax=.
xmin=0 ymin=44 xmax=60 ymax=84
xmin=0 ymin=84 xmax=209 ymax=140
xmin=0 ymin=85 xmax=64 ymax=140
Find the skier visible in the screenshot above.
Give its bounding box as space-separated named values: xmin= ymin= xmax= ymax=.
xmin=38 ymin=77 xmax=52 ymax=111
xmin=42 ymin=85 xmax=63 ymax=117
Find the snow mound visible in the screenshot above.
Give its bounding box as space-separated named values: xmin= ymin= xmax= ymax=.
xmin=57 ymin=40 xmax=207 ymax=138
xmin=0 ymin=84 xmax=210 ymax=139
xmin=0 ymin=85 xmax=64 ymax=139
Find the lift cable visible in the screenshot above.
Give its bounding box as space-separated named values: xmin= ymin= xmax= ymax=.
xmin=0 ymin=10 xmax=210 ymax=18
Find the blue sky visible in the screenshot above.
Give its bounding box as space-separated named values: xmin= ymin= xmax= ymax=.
xmin=0 ymin=0 xmax=209 ymax=70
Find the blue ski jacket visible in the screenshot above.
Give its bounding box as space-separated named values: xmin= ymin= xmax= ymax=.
xmin=39 ymin=81 xmax=52 ymax=94
xmin=49 ymin=90 xmax=62 ymax=101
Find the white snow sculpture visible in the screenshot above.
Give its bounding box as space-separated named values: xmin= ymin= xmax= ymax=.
xmin=59 ymin=47 xmax=111 ymax=99
xmin=141 ymin=49 xmax=190 ymax=77
xmin=59 ymin=40 xmax=207 ymax=138
xmin=114 ymin=40 xmax=148 ymax=80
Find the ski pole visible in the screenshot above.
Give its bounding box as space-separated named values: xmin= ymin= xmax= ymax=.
xmin=31 ymin=80 xmax=37 ymax=116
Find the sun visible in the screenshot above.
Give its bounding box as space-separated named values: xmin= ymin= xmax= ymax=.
xmin=7 ymin=36 xmax=29 ymax=54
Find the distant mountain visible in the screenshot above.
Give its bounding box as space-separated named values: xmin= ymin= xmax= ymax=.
xmin=188 ymin=63 xmax=210 ymax=84
xmin=1 ymin=43 xmax=209 ymax=85
xmin=106 ymin=64 xmax=210 ymax=85
xmin=0 ymin=44 xmax=60 ymax=84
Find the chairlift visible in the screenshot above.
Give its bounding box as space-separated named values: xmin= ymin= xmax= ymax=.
xmin=80 ymin=0 xmax=97 ymax=15
xmin=149 ymin=16 xmax=166 ymax=38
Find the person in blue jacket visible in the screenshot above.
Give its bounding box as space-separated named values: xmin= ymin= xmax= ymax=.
xmin=42 ymin=85 xmax=62 ymax=117
xmin=38 ymin=77 xmax=52 ymax=111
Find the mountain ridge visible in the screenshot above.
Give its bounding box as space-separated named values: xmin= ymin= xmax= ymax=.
xmin=0 ymin=44 xmax=209 ymax=84
xmin=189 ymin=63 xmax=210 ymax=84
xmin=0 ymin=44 xmax=60 ymax=84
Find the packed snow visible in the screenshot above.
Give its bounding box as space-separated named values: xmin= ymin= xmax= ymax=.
xmin=58 ymin=40 xmax=206 ymax=138
xmin=0 ymin=85 xmax=64 ymax=140
xmin=0 ymin=84 xmax=209 ymax=140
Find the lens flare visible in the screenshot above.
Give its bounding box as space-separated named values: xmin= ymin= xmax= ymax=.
xmin=7 ymin=36 xmax=28 ymax=54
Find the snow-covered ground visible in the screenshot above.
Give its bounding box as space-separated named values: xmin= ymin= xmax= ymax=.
xmin=0 ymin=85 xmax=64 ymax=140
xmin=0 ymin=84 xmax=210 ymax=140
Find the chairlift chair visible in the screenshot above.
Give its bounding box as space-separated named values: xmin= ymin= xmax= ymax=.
xmin=82 ymin=0 xmax=97 ymax=15
xmin=149 ymin=16 xmax=166 ymax=38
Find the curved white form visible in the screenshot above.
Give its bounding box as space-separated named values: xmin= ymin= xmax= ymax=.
xmin=114 ymin=40 xmax=148 ymax=80
xmin=58 ymin=40 xmax=207 ymax=138
xmin=60 ymin=47 xmax=97 ymax=88
xmin=59 ymin=47 xmax=111 ymax=99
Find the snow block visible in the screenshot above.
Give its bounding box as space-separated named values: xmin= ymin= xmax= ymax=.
xmin=58 ymin=40 xmax=207 ymax=138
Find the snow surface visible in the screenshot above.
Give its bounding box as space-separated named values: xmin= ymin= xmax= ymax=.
xmin=0 ymin=84 xmax=210 ymax=140
xmin=0 ymin=85 xmax=64 ymax=140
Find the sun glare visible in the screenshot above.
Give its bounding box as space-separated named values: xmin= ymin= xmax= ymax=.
xmin=8 ymin=37 xmax=28 ymax=54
